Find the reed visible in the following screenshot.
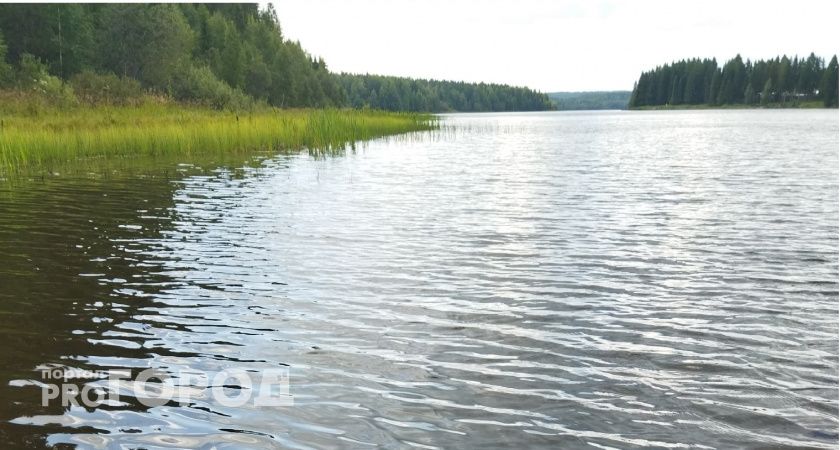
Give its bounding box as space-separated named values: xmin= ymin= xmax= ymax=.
xmin=0 ymin=103 xmax=437 ymax=174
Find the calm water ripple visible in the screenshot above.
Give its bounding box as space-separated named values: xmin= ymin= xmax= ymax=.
xmin=0 ymin=110 xmax=837 ymax=449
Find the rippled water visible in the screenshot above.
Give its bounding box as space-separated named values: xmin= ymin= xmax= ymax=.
xmin=0 ymin=110 xmax=837 ymax=449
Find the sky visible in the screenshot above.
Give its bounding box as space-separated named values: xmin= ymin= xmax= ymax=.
xmin=270 ymin=0 xmax=839 ymax=92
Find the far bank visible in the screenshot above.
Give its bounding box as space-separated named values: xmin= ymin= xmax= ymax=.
xmin=629 ymin=100 xmax=832 ymax=111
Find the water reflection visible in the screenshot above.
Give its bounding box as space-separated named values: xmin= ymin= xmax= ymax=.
xmin=0 ymin=171 xmax=182 ymax=447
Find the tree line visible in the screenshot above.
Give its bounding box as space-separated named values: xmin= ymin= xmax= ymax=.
xmin=629 ymin=54 xmax=839 ymax=108
xmin=0 ymin=4 xmax=553 ymax=112
xmin=337 ymin=74 xmax=552 ymax=112
xmin=547 ymin=91 xmax=631 ymax=110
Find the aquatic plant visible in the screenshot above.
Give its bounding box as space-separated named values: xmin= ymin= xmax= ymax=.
xmin=0 ymin=103 xmax=436 ymax=174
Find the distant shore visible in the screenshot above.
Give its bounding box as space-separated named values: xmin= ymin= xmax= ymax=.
xmin=629 ymin=101 xmax=832 ymax=111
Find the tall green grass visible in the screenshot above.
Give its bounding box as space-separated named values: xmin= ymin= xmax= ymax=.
xmin=0 ymin=102 xmax=436 ymax=174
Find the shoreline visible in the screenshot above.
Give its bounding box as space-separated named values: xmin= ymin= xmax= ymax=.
xmin=0 ymin=104 xmax=436 ymax=175
xmin=629 ymin=101 xmax=833 ymax=111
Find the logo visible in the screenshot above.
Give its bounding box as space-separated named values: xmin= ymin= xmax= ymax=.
xmin=38 ymin=366 xmax=293 ymax=408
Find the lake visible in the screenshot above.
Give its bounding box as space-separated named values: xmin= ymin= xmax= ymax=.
xmin=0 ymin=110 xmax=837 ymax=449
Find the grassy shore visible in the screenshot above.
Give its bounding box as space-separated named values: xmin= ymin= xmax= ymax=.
xmin=629 ymin=100 xmax=828 ymax=111
xmin=0 ymin=98 xmax=436 ymax=174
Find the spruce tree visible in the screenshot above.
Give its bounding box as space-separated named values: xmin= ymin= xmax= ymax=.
xmin=821 ymin=56 xmax=838 ymax=108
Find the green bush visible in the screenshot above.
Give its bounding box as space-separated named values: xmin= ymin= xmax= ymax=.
xmin=14 ymin=53 xmax=76 ymax=107
xmin=70 ymin=70 xmax=143 ymax=105
xmin=170 ymin=64 xmax=252 ymax=110
xmin=39 ymin=76 xmax=77 ymax=107
xmin=15 ymin=53 xmax=49 ymax=88
xmin=0 ymin=31 xmax=12 ymax=87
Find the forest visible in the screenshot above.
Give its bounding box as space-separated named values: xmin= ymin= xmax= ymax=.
xmin=629 ymin=54 xmax=839 ymax=108
xmin=338 ymin=74 xmax=552 ymax=113
xmin=0 ymin=3 xmax=552 ymax=112
xmin=547 ymin=91 xmax=631 ymax=110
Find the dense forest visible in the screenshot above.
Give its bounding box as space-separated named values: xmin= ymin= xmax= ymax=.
xmin=338 ymin=74 xmax=552 ymax=112
xmin=547 ymin=91 xmax=631 ymax=110
xmin=0 ymin=4 xmax=343 ymax=109
xmin=629 ymin=53 xmax=839 ymax=108
xmin=0 ymin=3 xmax=552 ymax=112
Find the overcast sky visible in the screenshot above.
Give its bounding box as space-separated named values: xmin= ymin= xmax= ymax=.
xmin=270 ymin=0 xmax=839 ymax=92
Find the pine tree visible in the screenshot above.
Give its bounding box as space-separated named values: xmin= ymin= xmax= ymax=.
xmin=744 ymin=82 xmax=755 ymax=104
xmin=708 ymin=69 xmax=721 ymax=105
xmin=821 ymin=55 xmax=838 ymax=108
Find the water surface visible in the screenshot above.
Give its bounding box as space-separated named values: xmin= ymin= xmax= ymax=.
xmin=1 ymin=110 xmax=837 ymax=448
